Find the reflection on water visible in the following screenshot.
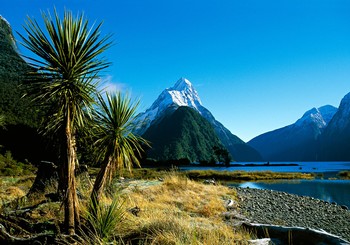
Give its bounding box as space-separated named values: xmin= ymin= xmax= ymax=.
xmin=229 ymin=180 xmax=350 ymax=208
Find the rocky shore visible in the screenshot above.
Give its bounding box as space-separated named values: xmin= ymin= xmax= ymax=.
xmin=233 ymin=187 xmax=350 ymax=242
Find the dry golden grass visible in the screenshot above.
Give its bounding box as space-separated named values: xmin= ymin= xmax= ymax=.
xmin=0 ymin=171 xmax=252 ymax=244
xmin=0 ymin=176 xmax=33 ymax=206
xmin=113 ymin=173 xmax=251 ymax=244
xmin=185 ymin=170 xmax=314 ymax=181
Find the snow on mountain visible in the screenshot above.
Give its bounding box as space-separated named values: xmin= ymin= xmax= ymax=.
xmin=134 ymin=78 xmax=204 ymax=135
xmin=295 ymin=105 xmax=337 ymax=129
xmin=248 ymin=105 xmax=337 ymax=161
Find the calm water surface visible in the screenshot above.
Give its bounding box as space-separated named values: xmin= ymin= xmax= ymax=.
xmin=228 ymin=179 xmax=350 ymax=208
xmin=181 ymin=162 xmax=350 ymax=207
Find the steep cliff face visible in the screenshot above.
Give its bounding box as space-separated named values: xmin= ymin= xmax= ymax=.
xmin=319 ymin=92 xmax=350 ymax=160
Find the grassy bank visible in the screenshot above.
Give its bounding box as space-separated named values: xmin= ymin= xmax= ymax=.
xmin=108 ymin=168 xmax=315 ymax=181
xmin=0 ymin=172 xmax=252 ymax=244
xmin=184 ymin=170 xmax=314 ymax=181
xmin=111 ymin=174 xmax=251 ymax=244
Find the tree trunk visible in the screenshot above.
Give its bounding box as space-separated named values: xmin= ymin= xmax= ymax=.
xmin=91 ymin=158 xmax=111 ymax=202
xmin=64 ymin=112 xmax=80 ymax=235
xmin=27 ymin=161 xmax=58 ymax=199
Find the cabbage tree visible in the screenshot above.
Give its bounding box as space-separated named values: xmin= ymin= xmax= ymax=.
xmin=91 ymin=92 xmax=148 ymax=202
xmin=19 ymin=9 xmax=111 ymax=235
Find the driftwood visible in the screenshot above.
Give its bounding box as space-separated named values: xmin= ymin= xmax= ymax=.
xmin=0 ymin=223 xmax=56 ymax=244
xmin=0 ymin=213 xmax=57 ymax=237
xmin=242 ymin=223 xmax=350 ymax=245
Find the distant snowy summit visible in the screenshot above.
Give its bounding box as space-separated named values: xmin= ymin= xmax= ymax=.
xmin=248 ymin=105 xmax=337 ymax=161
xmin=295 ymin=105 xmax=337 ymax=129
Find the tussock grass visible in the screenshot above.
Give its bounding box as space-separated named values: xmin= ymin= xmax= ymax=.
xmin=0 ymin=171 xmax=253 ymax=244
xmin=116 ymin=173 xmax=251 ymax=244
xmin=0 ymin=176 xmax=34 ymax=206
xmin=80 ymin=194 xmax=126 ymax=243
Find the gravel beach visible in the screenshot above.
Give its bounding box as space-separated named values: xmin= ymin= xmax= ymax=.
xmin=234 ymin=187 xmax=350 ymax=242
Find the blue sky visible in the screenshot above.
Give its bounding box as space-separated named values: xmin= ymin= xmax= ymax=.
xmin=2 ymin=0 xmax=350 ymax=141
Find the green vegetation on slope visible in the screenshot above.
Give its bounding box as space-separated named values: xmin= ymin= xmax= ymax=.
xmin=0 ymin=17 xmax=38 ymax=126
xmin=143 ymin=106 xmax=229 ymax=163
xmin=0 ymin=16 xmax=54 ymax=164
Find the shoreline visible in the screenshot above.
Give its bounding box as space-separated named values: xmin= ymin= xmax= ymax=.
xmin=233 ymin=187 xmax=350 ymax=242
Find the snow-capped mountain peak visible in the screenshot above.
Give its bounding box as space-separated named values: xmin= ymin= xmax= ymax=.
xmin=134 ymin=78 xmax=203 ymax=134
xmin=295 ymin=105 xmax=337 ymax=128
xmin=167 ymin=77 xmax=202 ymax=108
xmin=172 ymin=77 xmax=193 ymax=90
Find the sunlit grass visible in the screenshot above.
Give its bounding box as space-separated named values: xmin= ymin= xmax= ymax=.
xmin=115 ymin=173 xmax=251 ymax=244
xmin=0 ymin=176 xmax=34 ymax=207
xmin=184 ymin=170 xmax=314 ymax=181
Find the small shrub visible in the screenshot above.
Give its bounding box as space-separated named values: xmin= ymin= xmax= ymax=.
xmin=82 ymin=194 xmax=125 ymax=243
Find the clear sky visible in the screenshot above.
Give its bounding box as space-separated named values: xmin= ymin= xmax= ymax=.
xmin=2 ymin=0 xmax=350 ymax=141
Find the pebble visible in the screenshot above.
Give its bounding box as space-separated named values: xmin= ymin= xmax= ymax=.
xmin=233 ymin=187 xmax=350 ymax=242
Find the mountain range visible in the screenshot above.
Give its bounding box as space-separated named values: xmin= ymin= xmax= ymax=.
xmin=248 ymin=91 xmax=350 ymax=161
xmin=248 ymin=105 xmax=337 ymax=161
xmin=136 ymin=78 xmax=262 ymax=162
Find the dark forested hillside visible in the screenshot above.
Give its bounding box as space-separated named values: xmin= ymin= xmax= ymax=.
xmin=0 ymin=16 xmax=38 ymax=126
xmin=143 ymin=106 xmax=228 ymax=163
xmin=0 ymin=16 xmax=54 ymax=163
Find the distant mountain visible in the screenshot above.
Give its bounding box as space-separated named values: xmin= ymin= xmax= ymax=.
xmin=143 ymin=106 xmax=224 ymax=162
xmin=319 ymin=93 xmax=350 ymax=160
xmin=135 ymin=78 xmax=262 ymax=161
xmin=248 ymin=105 xmax=337 ymax=161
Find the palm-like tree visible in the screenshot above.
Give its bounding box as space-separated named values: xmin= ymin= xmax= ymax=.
xmin=19 ymin=9 xmax=111 ymax=235
xmin=91 ymin=92 xmax=149 ymax=202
